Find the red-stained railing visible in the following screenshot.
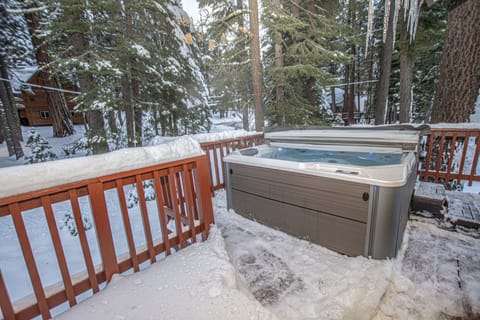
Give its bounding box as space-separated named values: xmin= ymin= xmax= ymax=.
xmin=200 ymin=133 xmax=265 ymax=192
xmin=418 ymin=128 xmax=480 ymax=187
xmin=0 ymin=155 xmax=213 ymax=320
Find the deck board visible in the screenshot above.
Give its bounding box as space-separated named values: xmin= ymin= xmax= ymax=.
xmin=413 ymin=181 xmax=480 ymax=228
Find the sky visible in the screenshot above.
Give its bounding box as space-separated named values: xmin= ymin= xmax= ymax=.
xmin=182 ymin=0 xmax=200 ymax=22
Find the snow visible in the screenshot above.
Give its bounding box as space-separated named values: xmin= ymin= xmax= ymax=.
xmin=131 ymin=44 xmax=151 ymax=59
xmin=53 ymin=190 xmax=480 ymax=319
xmin=56 ymin=226 xmax=278 ymax=320
xmin=9 ymin=66 xmax=38 ymax=94
xmin=0 ymin=135 xmax=203 ymax=198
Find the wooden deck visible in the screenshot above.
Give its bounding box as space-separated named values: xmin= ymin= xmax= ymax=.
xmin=413 ymin=181 xmax=480 ymax=229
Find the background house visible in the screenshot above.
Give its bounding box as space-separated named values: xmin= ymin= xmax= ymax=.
xmin=10 ymin=67 xmax=84 ymax=126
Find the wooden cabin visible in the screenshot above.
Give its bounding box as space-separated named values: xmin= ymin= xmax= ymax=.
xmin=11 ymin=67 xmax=84 ymax=126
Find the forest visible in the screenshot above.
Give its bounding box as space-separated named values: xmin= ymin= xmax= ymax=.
xmin=0 ymin=0 xmax=479 ymax=159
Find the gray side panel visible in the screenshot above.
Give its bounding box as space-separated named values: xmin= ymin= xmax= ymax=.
xmin=229 ymin=163 xmax=370 ymax=223
xmin=232 ymin=190 xmax=366 ymax=256
xmin=368 ymin=169 xmax=416 ymax=258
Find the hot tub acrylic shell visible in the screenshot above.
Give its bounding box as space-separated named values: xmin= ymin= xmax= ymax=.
xmin=224 ymin=140 xmax=418 ymax=259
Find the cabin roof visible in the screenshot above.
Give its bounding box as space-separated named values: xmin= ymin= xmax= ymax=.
xmin=9 ymin=66 xmax=38 ymax=94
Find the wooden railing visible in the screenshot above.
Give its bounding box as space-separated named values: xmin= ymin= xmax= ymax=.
xmin=418 ymin=128 xmax=480 ymax=187
xmin=200 ymin=133 xmax=264 ymax=192
xmin=0 ymin=155 xmax=213 ymax=320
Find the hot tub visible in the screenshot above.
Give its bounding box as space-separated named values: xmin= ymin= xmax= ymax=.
xmin=224 ymin=127 xmax=426 ymax=259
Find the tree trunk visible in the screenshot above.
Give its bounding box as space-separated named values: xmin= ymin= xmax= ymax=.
xmin=331 ymin=87 xmax=336 ymax=113
xmin=431 ymin=0 xmax=480 ymax=123
xmin=68 ymin=6 xmax=108 ymax=154
xmin=25 ymin=4 xmax=74 ymax=137
xmin=237 ymin=0 xmax=249 ymax=131
xmin=248 ymin=0 xmax=264 ymax=131
xmin=374 ymin=0 xmax=396 ymax=125
xmin=119 ymin=0 xmax=139 ymax=146
xmin=272 ymin=0 xmax=284 ymax=126
xmin=0 ymin=54 xmax=24 ymax=159
xmin=399 ymin=16 xmax=414 ymax=123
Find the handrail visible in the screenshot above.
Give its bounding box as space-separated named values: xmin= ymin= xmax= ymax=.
xmin=200 ymin=133 xmax=264 ymax=192
xmin=0 ymin=155 xmax=213 ymax=320
xmin=418 ymin=128 xmax=480 ymax=187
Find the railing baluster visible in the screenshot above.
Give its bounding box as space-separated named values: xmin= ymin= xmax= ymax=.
xmin=135 ymin=175 xmax=156 ymax=263
xmin=182 ymin=164 xmax=197 ymax=243
xmin=41 ymin=196 xmax=76 ymax=307
xmin=69 ymin=190 xmax=99 ymax=293
xmin=423 ymin=133 xmax=435 ymax=181
xmin=153 ymin=171 xmax=172 ymax=256
xmin=212 ymin=144 xmax=220 ymax=189
xmin=434 ymin=133 xmax=446 ymax=183
xmin=469 ymin=134 xmax=480 ymax=186
xmin=115 ymin=179 xmax=140 ymax=272
xmin=168 ymin=168 xmax=185 ymax=249
xmin=175 ymin=170 xmax=187 ymax=218
xmin=457 ymin=133 xmax=470 ymax=183
xmin=445 ymin=133 xmax=458 ymax=183
xmin=0 ymin=269 xmax=15 ymax=320
xmin=9 ymin=203 xmax=51 ymax=319
xmin=161 ymin=176 xmax=172 ymax=209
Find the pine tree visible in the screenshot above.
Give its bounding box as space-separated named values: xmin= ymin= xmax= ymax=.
xmin=24 ymin=128 xmax=57 ymax=163
xmin=262 ymin=0 xmax=348 ymax=127
xmin=46 ymin=0 xmax=208 ymax=148
xmin=411 ymin=1 xmax=446 ymax=122
xmin=199 ymin=0 xmax=252 ymax=129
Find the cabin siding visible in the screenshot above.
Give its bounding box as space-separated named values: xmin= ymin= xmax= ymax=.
xmin=17 ymin=72 xmax=84 ymax=126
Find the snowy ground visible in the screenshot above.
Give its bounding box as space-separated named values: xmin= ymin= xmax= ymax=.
xmin=55 ymin=190 xmax=480 ymax=319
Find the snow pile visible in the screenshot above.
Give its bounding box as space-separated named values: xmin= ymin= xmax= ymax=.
xmin=148 ymin=129 xmax=261 ymax=146
xmin=213 ymin=191 xmax=480 ymax=319
xmin=190 ymin=129 xmax=261 ymax=143
xmin=56 ymin=226 xmax=278 ymax=320
xmin=0 ymin=136 xmax=203 ymax=198
xmin=213 ymin=192 xmax=392 ymax=320
xmin=375 ymin=218 xmax=480 ymax=318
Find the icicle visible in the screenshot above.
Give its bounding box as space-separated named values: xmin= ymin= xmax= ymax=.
xmin=383 ymin=0 xmax=391 ymax=43
xmin=365 ymin=0 xmax=375 ymax=58
xmin=392 ymin=0 xmax=401 ymax=48
xmin=405 ymin=0 xmax=424 ymax=43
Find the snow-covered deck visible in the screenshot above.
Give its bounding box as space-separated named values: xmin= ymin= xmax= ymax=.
xmin=57 ymin=190 xmax=480 ymax=319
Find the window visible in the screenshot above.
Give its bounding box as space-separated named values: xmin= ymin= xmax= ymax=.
xmin=40 ymin=111 xmax=49 ymax=119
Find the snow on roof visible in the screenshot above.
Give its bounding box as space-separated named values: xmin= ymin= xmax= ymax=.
xmin=9 ymin=66 xmax=38 ymax=94
xmin=0 ymin=136 xmax=204 ymax=198
xmin=55 ymin=226 xmax=278 ymax=320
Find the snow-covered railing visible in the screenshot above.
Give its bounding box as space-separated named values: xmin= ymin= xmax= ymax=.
xmin=418 ymin=128 xmax=480 ymax=187
xmin=0 ymin=142 xmax=214 ymax=319
xmin=200 ymin=133 xmax=264 ymax=192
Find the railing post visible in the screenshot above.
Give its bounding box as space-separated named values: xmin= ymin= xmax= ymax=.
xmin=195 ymin=156 xmax=214 ymax=238
xmin=0 ymin=270 xmax=15 ymax=320
xmin=88 ymin=183 xmax=119 ymax=281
